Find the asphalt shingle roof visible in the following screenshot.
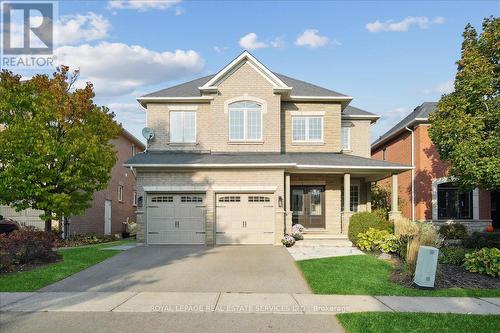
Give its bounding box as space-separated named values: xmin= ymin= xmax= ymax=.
xmin=372 ymin=102 xmax=437 ymax=147
xmin=125 ymin=151 xmax=409 ymax=169
xmin=142 ymin=72 xmax=348 ymax=98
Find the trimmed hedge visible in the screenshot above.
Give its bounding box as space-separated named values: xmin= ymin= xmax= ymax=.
xmin=439 ymin=224 xmax=468 ymax=240
xmin=348 ymin=212 xmax=393 ymax=246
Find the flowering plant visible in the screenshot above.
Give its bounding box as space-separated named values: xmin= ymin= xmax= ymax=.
xmin=281 ymin=234 xmax=296 ymax=247
xmin=292 ymin=224 xmax=305 ymax=232
xmin=291 ymin=229 xmax=304 ymax=241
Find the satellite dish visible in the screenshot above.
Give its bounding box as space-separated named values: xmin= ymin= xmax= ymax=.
xmin=142 ymin=127 xmax=155 ymax=140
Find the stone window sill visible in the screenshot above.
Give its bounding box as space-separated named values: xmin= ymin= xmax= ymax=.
xmin=228 ymin=141 xmax=265 ymax=145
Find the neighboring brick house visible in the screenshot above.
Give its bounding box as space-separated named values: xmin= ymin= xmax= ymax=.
xmin=0 ymin=129 xmax=145 ymax=236
xmin=69 ymin=130 xmax=145 ymax=236
xmin=125 ymin=51 xmax=411 ymax=246
xmin=371 ymin=102 xmax=493 ymax=232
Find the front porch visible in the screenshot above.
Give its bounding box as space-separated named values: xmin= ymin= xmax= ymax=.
xmin=284 ymin=171 xmax=402 ymax=238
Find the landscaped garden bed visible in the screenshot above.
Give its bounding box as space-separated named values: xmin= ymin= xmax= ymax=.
xmin=298 ymin=210 xmax=500 ymax=297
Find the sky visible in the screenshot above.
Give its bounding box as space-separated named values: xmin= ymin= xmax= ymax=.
xmin=5 ymin=0 xmax=499 ymax=143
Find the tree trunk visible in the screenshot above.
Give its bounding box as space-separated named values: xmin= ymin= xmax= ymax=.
xmin=44 ymin=210 xmax=52 ymax=232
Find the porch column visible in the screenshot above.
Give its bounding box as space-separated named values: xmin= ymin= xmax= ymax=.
xmin=366 ymin=181 xmax=372 ymax=212
xmin=285 ymin=173 xmax=292 ymax=234
xmin=341 ymin=173 xmax=353 ymax=234
xmin=388 ymin=173 xmax=402 ymax=221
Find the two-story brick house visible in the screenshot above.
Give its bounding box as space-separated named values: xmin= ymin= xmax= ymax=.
xmin=125 ymin=51 xmax=411 ymax=245
xmin=371 ymin=102 xmax=493 ymax=232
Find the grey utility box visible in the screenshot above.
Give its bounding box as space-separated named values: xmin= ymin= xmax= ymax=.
xmin=413 ymin=246 xmax=439 ymax=288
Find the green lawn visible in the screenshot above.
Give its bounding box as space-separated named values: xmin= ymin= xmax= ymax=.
xmin=337 ymin=312 xmax=500 ymax=333
xmin=0 ymin=240 xmax=133 ymax=292
xmin=297 ymin=255 xmax=500 ymax=297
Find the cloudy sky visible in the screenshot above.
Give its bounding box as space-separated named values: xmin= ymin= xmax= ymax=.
xmin=8 ymin=0 xmax=499 ymax=143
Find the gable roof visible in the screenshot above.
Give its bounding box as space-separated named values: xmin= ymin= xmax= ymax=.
xmin=371 ymin=102 xmax=437 ymax=150
xmin=138 ymin=51 xmax=353 ymax=107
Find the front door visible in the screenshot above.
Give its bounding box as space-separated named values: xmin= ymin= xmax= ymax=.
xmin=291 ymin=186 xmax=325 ymax=229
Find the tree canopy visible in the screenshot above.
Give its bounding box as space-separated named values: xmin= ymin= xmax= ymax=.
xmin=429 ymin=16 xmax=500 ymax=191
xmin=0 ymin=66 xmax=121 ymax=230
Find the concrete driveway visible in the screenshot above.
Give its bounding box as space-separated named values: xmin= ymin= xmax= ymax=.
xmin=42 ymin=245 xmax=311 ymax=293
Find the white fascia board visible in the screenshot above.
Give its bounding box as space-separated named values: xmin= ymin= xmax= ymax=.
xmin=371 ymin=117 xmax=430 ymax=150
xmin=201 ymin=51 xmax=290 ymax=89
xmin=136 ymin=96 xmax=213 ymax=107
xmin=295 ymin=164 xmax=413 ymax=171
xmin=124 ymin=163 xmax=296 ymax=168
xmin=341 ymin=115 xmax=380 ymax=120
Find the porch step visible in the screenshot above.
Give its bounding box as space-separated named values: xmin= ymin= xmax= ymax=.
xmin=297 ymin=234 xmax=352 ymax=247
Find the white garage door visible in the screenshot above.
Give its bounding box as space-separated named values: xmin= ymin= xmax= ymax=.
xmin=147 ymin=194 xmax=206 ymax=245
xmin=216 ymin=194 xmax=275 ymax=245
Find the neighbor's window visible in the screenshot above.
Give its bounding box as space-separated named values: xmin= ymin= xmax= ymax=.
xmin=292 ymin=116 xmax=323 ymax=142
xmin=341 ymin=126 xmax=351 ymax=150
xmin=133 ymin=191 xmax=137 ymax=206
xmin=341 ymin=185 xmax=359 ymax=212
xmin=382 ymin=148 xmax=387 ymax=160
xmin=437 ymin=182 xmax=472 ymax=220
xmin=170 ymin=111 xmax=196 ymax=143
xmin=229 ymin=101 xmax=262 ymax=141
xmin=118 ymin=185 xmax=124 ymax=203
xmin=131 ymin=144 xmax=136 ymax=157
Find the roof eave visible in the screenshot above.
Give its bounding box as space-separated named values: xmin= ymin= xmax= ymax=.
xmin=371 ymin=117 xmax=430 ymax=150
xmin=136 ymin=96 xmax=214 ymax=107
xmin=342 ymin=114 xmax=381 ymax=124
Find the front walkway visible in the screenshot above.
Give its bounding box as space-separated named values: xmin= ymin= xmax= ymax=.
xmin=1 ymin=292 xmax=499 ymax=315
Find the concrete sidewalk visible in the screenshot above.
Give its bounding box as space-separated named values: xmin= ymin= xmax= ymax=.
xmin=1 ymin=292 xmax=499 ymax=315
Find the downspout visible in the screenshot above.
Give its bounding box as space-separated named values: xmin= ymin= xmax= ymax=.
xmin=405 ymin=126 xmax=415 ymax=222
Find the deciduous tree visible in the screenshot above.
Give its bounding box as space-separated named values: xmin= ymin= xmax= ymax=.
xmin=0 ymin=66 xmax=121 ymax=231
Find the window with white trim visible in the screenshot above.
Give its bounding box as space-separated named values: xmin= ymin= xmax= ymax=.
xmin=133 ymin=191 xmax=137 ymax=206
xmin=382 ymin=148 xmax=387 ymax=161
xmin=437 ymin=182 xmax=472 ymax=219
xmin=248 ymin=196 xmax=270 ymax=202
xmin=131 ymin=144 xmax=136 ymax=157
xmin=181 ymin=196 xmax=203 ymax=203
xmin=229 ymin=101 xmax=262 ymax=141
xmin=292 ymin=116 xmax=323 ymax=142
xmin=341 ymin=126 xmax=351 ymax=150
xmin=341 ymin=185 xmax=359 ymax=212
xmin=218 ymin=196 xmax=241 ymax=202
xmin=118 ymin=185 xmax=124 ymax=203
xmin=170 ymin=111 xmax=196 ymax=143
xmin=151 ymin=196 xmax=173 ymax=203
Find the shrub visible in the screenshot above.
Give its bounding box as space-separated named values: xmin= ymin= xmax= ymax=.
xmin=464 ymin=247 xmax=500 ymax=277
xmin=439 ymin=246 xmax=471 ymax=265
xmin=54 ymin=234 xmax=117 ymax=248
xmin=439 ymin=224 xmax=468 ymax=240
xmin=463 ymin=232 xmax=496 ymax=249
xmin=357 ymin=228 xmax=399 ymax=253
xmin=291 ymin=229 xmax=303 ymax=241
xmin=371 ymin=184 xmax=391 ymax=216
xmin=281 ymin=234 xmax=295 ymax=247
xmin=0 ymin=227 xmax=60 ymax=271
xmin=128 ymin=222 xmax=137 ymax=237
xmin=348 ymin=212 xmax=393 ymax=246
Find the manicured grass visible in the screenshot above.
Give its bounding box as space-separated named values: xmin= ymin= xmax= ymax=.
xmin=297 ymin=255 xmax=500 ymax=297
xmin=337 ymin=312 xmax=500 ymax=333
xmin=0 ymin=240 xmax=133 ymax=292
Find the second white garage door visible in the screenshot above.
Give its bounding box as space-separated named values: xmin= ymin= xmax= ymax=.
xmin=147 ymin=194 xmax=206 ymax=245
xmin=216 ymin=194 xmax=275 ymax=244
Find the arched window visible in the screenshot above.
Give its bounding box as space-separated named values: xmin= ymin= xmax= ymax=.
xmin=228 ymin=101 xmax=262 ymax=141
xmin=437 ymin=182 xmax=472 ymax=219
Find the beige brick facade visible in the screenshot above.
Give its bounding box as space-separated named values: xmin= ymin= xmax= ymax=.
xmin=135 ymin=169 xmax=285 ymax=245
xmin=136 ymin=57 xmax=379 ymax=245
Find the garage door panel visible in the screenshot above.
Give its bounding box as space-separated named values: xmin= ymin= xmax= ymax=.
xmin=147 ymin=194 xmax=205 ymax=245
xmin=216 ymin=193 xmax=275 ymax=245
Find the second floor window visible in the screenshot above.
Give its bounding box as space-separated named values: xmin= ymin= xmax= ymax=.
xmin=229 ymin=101 xmax=262 ymax=141
xmin=170 ymin=111 xmax=196 ymax=143
xmin=341 ymin=126 xmax=351 ymax=150
xmin=292 ymin=116 xmax=323 ymax=142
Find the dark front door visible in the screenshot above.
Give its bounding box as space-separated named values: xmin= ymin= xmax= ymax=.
xmin=291 ymin=186 xmax=325 ymax=229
